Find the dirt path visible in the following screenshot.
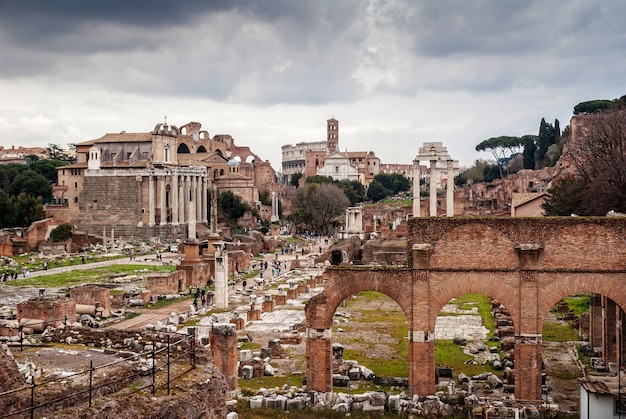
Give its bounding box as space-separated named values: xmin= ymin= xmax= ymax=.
xmin=107 ymin=298 xmax=194 ymax=330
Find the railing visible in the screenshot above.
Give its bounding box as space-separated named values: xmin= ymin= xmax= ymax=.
xmin=0 ymin=326 xmax=197 ymax=419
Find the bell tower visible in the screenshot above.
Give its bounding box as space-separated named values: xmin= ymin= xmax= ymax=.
xmin=326 ymin=118 xmax=338 ymax=153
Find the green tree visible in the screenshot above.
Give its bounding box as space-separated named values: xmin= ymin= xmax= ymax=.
xmin=0 ymin=189 xmax=16 ymax=227
xmin=50 ymin=224 xmax=74 ymax=242
xmin=47 ymin=143 xmax=76 ymax=164
xmin=542 ymin=107 xmax=626 ymax=215
xmin=372 ymin=173 xmax=411 ymax=195
xmin=0 ymin=163 xmax=27 ymax=194
xmin=573 ymin=100 xmax=612 ymax=115
xmin=9 ymin=170 xmax=52 ymax=198
xmin=336 ymin=179 xmax=366 ymax=205
xmin=536 ymin=118 xmax=559 ymax=167
xmin=482 ymin=164 xmax=500 ymax=183
xmin=13 ymin=193 xmax=45 ymax=227
xmin=218 ymin=190 xmax=251 ymax=226
xmin=521 ymin=135 xmax=538 ymax=169
xmin=541 ymin=177 xmax=585 ymax=216
xmin=366 ymin=181 xmax=391 ymax=202
xmin=258 ymin=190 xmax=271 ymax=206
xmin=305 ymin=175 xmax=334 ymax=184
xmin=290 ymin=172 xmax=303 ymax=188
xmin=29 ymin=159 xmax=65 ymax=184
xmin=291 ymin=183 xmax=350 ymax=234
xmin=475 ymin=136 xmax=523 ymax=179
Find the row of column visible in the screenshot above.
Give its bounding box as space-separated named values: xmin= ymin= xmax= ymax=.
xmin=147 ymin=173 xmax=208 ymax=227
xmin=412 ymin=159 xmax=455 ymax=217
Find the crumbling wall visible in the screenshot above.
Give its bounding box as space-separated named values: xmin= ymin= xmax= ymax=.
xmin=70 ymin=285 xmax=111 ymax=311
xmin=361 ymin=239 xmax=407 ymax=265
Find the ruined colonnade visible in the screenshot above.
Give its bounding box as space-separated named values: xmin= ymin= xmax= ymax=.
xmin=304 ymin=217 xmax=626 ymax=401
xmin=146 ymin=168 xmax=208 ymax=227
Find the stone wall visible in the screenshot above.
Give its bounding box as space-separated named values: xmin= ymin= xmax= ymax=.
xmin=77 ymin=175 xmax=189 ymax=240
xmin=69 ymin=285 xmax=111 ymax=311
xmin=146 ymin=270 xmax=187 ymax=295
xmin=17 ymin=296 xmax=76 ymax=330
xmin=361 ymin=239 xmax=407 ymax=265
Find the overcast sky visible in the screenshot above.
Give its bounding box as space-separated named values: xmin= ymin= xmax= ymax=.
xmin=1 ymin=1 xmax=624 ymax=170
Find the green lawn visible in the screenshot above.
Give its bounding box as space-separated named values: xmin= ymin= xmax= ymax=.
xmin=3 ymin=264 xmax=176 ymax=288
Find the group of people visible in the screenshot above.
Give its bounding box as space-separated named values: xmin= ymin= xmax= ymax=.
xmin=1 ymin=271 xmax=19 ymax=281
xmin=192 ymin=286 xmax=210 ymax=310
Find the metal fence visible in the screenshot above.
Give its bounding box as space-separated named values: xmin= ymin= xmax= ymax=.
xmin=0 ymin=322 xmax=197 ymax=419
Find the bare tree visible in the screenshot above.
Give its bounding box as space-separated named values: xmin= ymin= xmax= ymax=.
xmin=292 ymin=182 xmax=350 ymax=234
xmin=546 ymin=109 xmax=626 ymax=215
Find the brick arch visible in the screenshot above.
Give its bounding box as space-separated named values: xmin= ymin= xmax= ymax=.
xmin=305 ymin=268 xmax=413 ymax=330
xmin=430 ymin=223 xmax=518 ymax=270
xmin=536 ymin=273 xmax=626 ymax=331
xmin=306 ymin=217 xmax=626 ymax=400
xmin=425 ymin=271 xmax=520 ymax=331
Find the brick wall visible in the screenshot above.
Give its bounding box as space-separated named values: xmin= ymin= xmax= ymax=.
xmin=70 ymin=285 xmax=111 ymax=311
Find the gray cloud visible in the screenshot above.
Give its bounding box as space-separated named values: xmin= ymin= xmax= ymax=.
xmin=0 ymin=0 xmax=625 ymax=168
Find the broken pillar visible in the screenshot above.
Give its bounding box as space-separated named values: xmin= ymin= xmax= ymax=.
xmin=247 ymin=303 xmax=261 ymax=322
xmin=262 ymin=295 xmax=275 ymax=313
xmin=230 ymin=312 xmax=244 ymax=331
xmin=210 ymin=323 xmax=238 ymax=390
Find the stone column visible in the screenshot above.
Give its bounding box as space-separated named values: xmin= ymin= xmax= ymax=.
xmin=589 ymin=293 xmax=603 ymax=350
xmin=429 ymin=160 xmax=437 ymax=217
xmin=214 ymin=242 xmax=229 ymax=309
xmin=514 ymin=335 xmax=543 ymax=400
xmin=210 ymin=323 xmax=238 ymax=390
xmin=515 ymin=270 xmax=542 ymax=401
xmin=148 ymin=174 xmax=155 ymax=226
xmin=412 ymin=158 xmax=421 ymax=217
xmin=171 ymin=173 xmax=179 ymax=225
xmin=446 ymin=160 xmax=454 ymax=217
xmin=201 ymin=177 xmax=208 ymax=223
xmin=195 ymin=176 xmax=202 ymax=224
xmin=187 ymin=175 xmax=196 ymax=239
xmin=178 ymin=175 xmax=186 ymax=224
xmin=159 ymin=175 xmax=167 ymax=225
xmin=410 ymin=269 xmax=435 ymax=396
xmin=305 ymin=328 xmax=333 ymax=392
xmin=603 ymin=297 xmax=618 ymax=364
xmin=409 ymin=331 xmax=435 ymax=396
xmin=210 ymin=183 xmax=219 ymax=235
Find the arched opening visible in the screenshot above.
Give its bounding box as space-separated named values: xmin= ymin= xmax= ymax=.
xmin=541 ymin=290 xmax=626 ymax=414
xmin=332 ymin=291 xmax=409 ymax=391
xmin=177 ymin=143 xmax=190 ymax=153
xmin=246 ymin=155 xmax=255 ymax=163
xmin=435 ymin=293 xmax=513 ymax=398
xmin=197 ymin=145 xmax=207 ymax=153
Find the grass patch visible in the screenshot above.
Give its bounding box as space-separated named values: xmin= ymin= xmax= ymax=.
xmin=238 ymin=375 xmax=305 ymax=391
xmin=542 ymin=321 xmax=580 ymax=341
xmin=4 ymin=264 xmax=176 ymax=288
xmin=239 ymin=341 xmax=262 ymax=351
xmin=562 ymin=294 xmax=590 ymax=317
xmin=146 ymin=295 xmax=190 ymax=309
xmin=435 ymin=340 xmax=498 ymax=377
xmin=343 ymin=348 xmax=408 ymax=377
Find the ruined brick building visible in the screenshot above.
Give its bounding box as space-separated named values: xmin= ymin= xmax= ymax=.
xmin=47 ymin=120 xmax=277 ymax=240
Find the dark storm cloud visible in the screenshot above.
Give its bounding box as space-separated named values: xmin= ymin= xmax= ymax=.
xmin=0 ymin=0 xmax=365 ymax=103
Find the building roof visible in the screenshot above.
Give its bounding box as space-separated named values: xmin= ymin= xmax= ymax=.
xmin=580 ymin=373 xmax=626 ymax=397
xmin=511 ymin=192 xmax=549 ymax=209
xmin=78 ymin=132 xmax=153 ymax=146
